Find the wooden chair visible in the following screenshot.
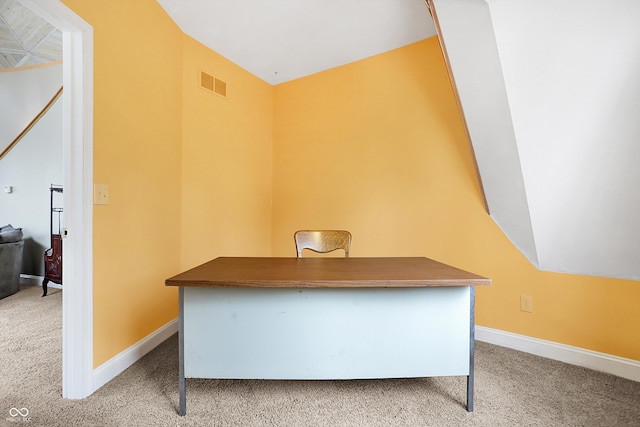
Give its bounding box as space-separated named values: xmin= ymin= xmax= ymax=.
xmin=294 ymin=230 xmax=352 ymax=258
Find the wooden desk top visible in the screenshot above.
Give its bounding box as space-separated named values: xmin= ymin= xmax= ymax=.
xmin=165 ymin=257 xmax=491 ymax=288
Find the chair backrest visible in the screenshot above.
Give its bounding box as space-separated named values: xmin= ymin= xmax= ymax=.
xmin=294 ymin=230 xmax=352 ymax=258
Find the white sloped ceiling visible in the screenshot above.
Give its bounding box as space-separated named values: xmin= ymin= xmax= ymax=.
xmin=431 ymin=0 xmax=640 ymax=280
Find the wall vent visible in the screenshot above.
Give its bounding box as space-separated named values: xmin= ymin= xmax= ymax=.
xmin=200 ymin=70 xmax=227 ymax=98
xmin=214 ymin=78 xmax=227 ymax=97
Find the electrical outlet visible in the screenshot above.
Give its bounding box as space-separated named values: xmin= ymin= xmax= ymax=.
xmin=520 ymin=294 xmax=533 ymax=313
xmin=94 ymin=184 xmax=109 ymax=205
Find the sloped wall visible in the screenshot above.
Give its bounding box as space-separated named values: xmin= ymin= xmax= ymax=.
xmin=491 ymin=0 xmax=640 ymax=280
xmin=432 ymin=0 xmax=640 ymax=280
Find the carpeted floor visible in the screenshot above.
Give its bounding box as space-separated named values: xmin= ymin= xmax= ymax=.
xmin=1 ymin=284 xmax=639 ymax=426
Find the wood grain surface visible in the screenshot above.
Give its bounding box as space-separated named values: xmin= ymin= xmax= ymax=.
xmin=166 ymin=257 xmax=491 ymax=288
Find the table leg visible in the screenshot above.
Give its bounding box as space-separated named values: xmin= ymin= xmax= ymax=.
xmin=466 ymin=286 xmax=475 ymax=412
xmin=179 ymin=286 xmax=186 ymax=416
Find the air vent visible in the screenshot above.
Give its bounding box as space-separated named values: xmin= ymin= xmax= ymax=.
xmin=200 ymin=70 xmax=227 ymax=98
xmin=200 ymin=71 xmax=214 ymax=91
xmin=214 ymin=78 xmax=226 ymax=97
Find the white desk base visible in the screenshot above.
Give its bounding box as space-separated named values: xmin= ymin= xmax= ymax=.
xmin=178 ymin=286 xmax=475 ymax=415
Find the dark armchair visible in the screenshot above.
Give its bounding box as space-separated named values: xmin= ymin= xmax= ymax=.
xmin=0 ymin=224 xmax=24 ymax=299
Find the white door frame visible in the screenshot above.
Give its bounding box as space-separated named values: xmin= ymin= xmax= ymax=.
xmin=20 ymin=0 xmax=94 ymax=399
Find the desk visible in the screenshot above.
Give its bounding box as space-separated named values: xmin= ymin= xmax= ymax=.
xmin=166 ymin=257 xmax=490 ymax=416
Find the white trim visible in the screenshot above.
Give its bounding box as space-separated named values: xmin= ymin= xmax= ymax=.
xmin=93 ymin=319 xmax=178 ymax=392
xmin=476 ymin=326 xmax=640 ymax=383
xmin=19 ymin=0 xmax=94 ymax=399
xmin=20 ymin=274 xmax=62 ymax=290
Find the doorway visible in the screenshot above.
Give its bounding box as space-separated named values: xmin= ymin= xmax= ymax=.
xmin=20 ymin=0 xmax=94 ymax=399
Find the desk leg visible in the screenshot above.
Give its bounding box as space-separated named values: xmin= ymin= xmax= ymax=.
xmin=179 ymin=287 xmax=186 ymax=416
xmin=466 ymin=286 xmax=475 ymax=412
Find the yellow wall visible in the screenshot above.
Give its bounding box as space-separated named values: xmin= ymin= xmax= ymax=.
xmin=58 ymin=0 xmax=639 ymax=368
xmin=180 ymin=36 xmax=273 ymax=269
xmin=62 ymin=0 xmax=273 ymax=367
xmin=62 ymin=0 xmax=183 ymax=367
xmin=272 ymin=37 xmax=640 ymax=360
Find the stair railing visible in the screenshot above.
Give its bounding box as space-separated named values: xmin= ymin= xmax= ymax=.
xmin=0 ymin=86 xmax=63 ymax=161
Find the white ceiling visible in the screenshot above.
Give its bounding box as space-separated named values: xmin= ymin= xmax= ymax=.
xmin=432 ymin=0 xmax=640 ymax=281
xmin=0 ymin=0 xmax=61 ymax=69
xmin=157 ymin=0 xmax=436 ymax=85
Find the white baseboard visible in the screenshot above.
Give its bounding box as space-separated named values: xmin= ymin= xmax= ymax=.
xmin=92 ymin=318 xmax=178 ymax=392
xmin=82 ymin=321 xmax=640 ymax=395
xmin=20 ymin=274 xmax=62 ymax=290
xmin=476 ymin=326 xmax=640 ymax=382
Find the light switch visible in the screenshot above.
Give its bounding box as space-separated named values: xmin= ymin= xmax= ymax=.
xmin=94 ymin=184 xmax=109 ymax=205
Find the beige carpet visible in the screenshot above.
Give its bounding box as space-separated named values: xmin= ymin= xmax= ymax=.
xmin=1 ymin=284 xmax=639 ymax=426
